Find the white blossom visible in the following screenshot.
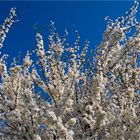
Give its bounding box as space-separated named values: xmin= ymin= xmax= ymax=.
xmin=0 ymin=1 xmax=140 ymax=139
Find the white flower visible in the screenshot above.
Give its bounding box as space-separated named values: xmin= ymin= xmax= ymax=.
xmin=34 ymin=134 xmax=41 ymax=140
xmin=85 ymin=105 xmax=92 ymax=112
xmin=23 ymin=52 xmax=32 ymax=67
xmin=47 ymin=111 xmax=57 ymax=121
xmin=66 ymin=99 xmax=73 ymax=106
xmin=127 ymin=87 xmax=135 ymax=99
xmin=65 ymin=118 xmax=77 ymax=127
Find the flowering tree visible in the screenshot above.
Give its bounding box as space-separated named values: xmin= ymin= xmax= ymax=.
xmin=0 ymin=1 xmax=140 ymax=140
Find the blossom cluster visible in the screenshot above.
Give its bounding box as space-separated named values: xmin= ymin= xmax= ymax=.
xmin=0 ymin=1 xmax=140 ymax=140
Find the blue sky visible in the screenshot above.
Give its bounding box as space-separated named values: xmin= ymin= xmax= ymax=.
xmin=0 ymin=1 xmax=139 ymax=63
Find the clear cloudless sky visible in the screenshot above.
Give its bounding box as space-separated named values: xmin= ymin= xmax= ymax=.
xmin=0 ymin=1 xmax=140 ymax=100
xmin=0 ymin=1 xmax=139 ymax=63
